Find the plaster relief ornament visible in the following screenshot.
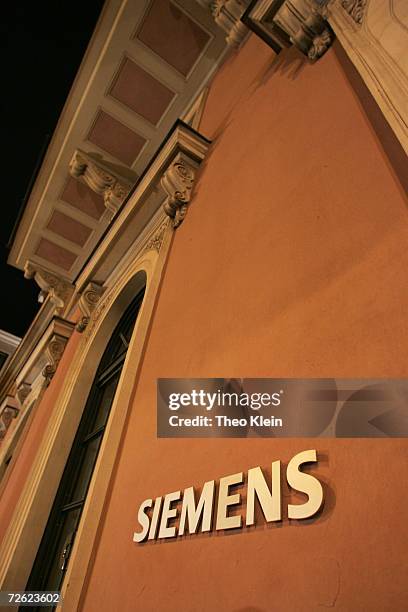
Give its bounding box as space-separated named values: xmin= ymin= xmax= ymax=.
xmin=341 ymin=0 xmax=367 ymax=25
xmin=42 ymin=335 xmax=68 ymax=386
xmin=76 ymin=282 xmax=105 ymax=333
xmin=142 ymin=221 xmax=169 ymax=255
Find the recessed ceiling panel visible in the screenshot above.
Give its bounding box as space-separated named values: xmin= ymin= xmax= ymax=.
xmin=136 ymin=0 xmax=211 ymax=76
xmin=47 ymin=211 xmax=93 ymax=247
xmin=87 ymin=110 xmax=147 ymax=165
xmin=35 ymin=238 xmax=77 ymax=271
xmin=61 ymin=177 xmax=106 ymax=220
xmin=110 ymin=57 xmax=175 ymax=125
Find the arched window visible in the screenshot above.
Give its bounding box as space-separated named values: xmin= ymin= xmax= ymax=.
xmin=26 ymin=287 xmax=145 ymax=596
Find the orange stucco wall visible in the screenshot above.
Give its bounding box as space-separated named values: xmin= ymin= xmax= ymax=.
xmin=0 ymin=327 xmax=82 ymax=545
xmin=73 ymin=36 xmax=408 ymax=610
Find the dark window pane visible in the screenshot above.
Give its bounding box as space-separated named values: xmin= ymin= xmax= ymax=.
xmin=44 ymin=507 xmax=82 ymax=591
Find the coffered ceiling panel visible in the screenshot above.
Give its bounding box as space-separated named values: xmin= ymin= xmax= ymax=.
xmin=35 ymin=239 xmax=78 ymax=272
xmin=87 ymin=110 xmax=147 ymax=165
xmin=46 ymin=211 xmax=93 ymax=248
xmin=136 ymin=0 xmax=211 ymax=76
xmin=109 ymin=57 xmax=175 ymax=125
xmin=60 ymin=177 xmax=106 ymax=220
xmin=9 ymin=0 xmax=227 ymax=282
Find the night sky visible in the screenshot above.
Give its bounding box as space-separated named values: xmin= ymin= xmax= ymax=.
xmin=1 ymin=1 xmax=105 ymax=338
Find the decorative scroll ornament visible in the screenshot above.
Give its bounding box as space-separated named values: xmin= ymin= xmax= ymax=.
xmin=142 ymin=221 xmax=169 ymax=255
xmin=340 ymin=0 xmax=367 ymax=25
xmin=69 ymin=149 xmax=132 ymax=216
xmin=161 ymin=154 xmax=197 ymax=227
xmin=16 ymin=383 xmax=31 ymax=407
xmin=24 ymin=261 xmax=73 ymax=312
xmin=42 ymin=335 xmax=68 ymax=386
xmin=211 ymin=0 xmax=252 ymax=47
xmin=76 ymin=282 xmax=105 ymax=333
xmin=85 ymin=290 xmax=116 ymax=342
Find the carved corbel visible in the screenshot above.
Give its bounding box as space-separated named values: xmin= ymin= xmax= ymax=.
xmin=161 ymin=154 xmax=197 ymax=228
xmin=42 ymin=334 xmax=69 ymax=386
xmin=0 ymin=397 xmax=19 ymax=441
xmin=76 ymin=282 xmax=105 ymax=332
xmin=211 ymin=0 xmax=252 ymax=47
xmin=24 ymin=261 xmax=74 ymax=312
xmin=69 ymin=149 xmax=132 ymax=216
xmin=244 ymin=0 xmax=333 ymax=60
xmin=16 ymin=383 xmax=31 ymax=407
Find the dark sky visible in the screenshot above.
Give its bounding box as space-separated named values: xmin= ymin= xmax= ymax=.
xmin=1 ymin=0 xmax=105 ymax=338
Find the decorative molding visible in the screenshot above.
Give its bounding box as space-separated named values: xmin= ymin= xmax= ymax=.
xmin=69 ymin=149 xmax=132 ymax=216
xmin=24 ymin=261 xmax=74 ymax=312
xmin=11 ymin=316 xmax=74 ymax=391
xmin=84 ymin=291 xmax=116 ymax=342
xmin=74 ymin=121 xmax=211 ymax=291
xmin=327 ymin=0 xmax=408 ymax=155
xmin=0 ymin=330 xmax=21 ymax=356
xmin=211 ymin=0 xmax=252 ymax=47
xmin=183 ymin=88 xmax=210 ymax=131
xmin=76 ymin=283 xmax=105 ymax=333
xmin=142 ymin=221 xmax=170 ymax=255
xmin=161 ymin=154 xmax=197 ymax=227
xmin=244 ymin=0 xmax=333 ymax=60
xmin=0 ymin=300 xmax=55 ymax=410
xmin=340 ymin=0 xmax=367 ymax=24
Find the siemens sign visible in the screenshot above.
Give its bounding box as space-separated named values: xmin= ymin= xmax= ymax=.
xmin=133 ymin=449 xmax=324 ymax=542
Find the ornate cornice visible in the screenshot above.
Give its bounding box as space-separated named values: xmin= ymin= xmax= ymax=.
xmin=24 ymin=262 xmax=74 ymax=312
xmin=76 ymin=282 xmax=105 ymax=333
xmin=74 ymin=121 xmax=211 ymax=289
xmin=69 ymin=149 xmax=132 ymax=216
xmin=340 ymin=0 xmax=366 ymax=25
xmin=161 ymin=154 xmax=197 ymax=227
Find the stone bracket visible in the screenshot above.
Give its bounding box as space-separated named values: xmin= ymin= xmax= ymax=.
xmin=243 ymin=0 xmax=333 ymax=60
xmin=211 ymin=0 xmax=252 ymax=47
xmin=42 ymin=333 xmax=69 ymax=387
xmin=24 ymin=262 xmax=74 ymax=313
xmin=0 ymin=397 xmax=19 ymax=442
xmin=161 ymin=153 xmax=198 ymax=228
xmin=76 ymin=282 xmax=105 ymax=333
xmin=16 ymin=383 xmax=31 ymax=407
xmin=69 ymin=149 xmax=132 ymax=216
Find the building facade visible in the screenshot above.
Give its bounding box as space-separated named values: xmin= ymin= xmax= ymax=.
xmin=0 ymin=0 xmax=407 ymax=610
